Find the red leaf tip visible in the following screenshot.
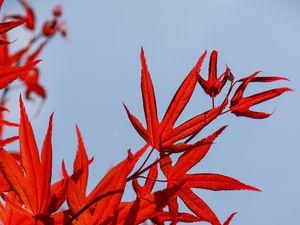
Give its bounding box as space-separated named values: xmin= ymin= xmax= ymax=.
xmin=248 ymin=185 xmax=262 ymax=192
xmin=127 ymin=149 xmax=133 ymax=160
xmin=62 ymin=159 xmax=69 ymax=178
xmin=195 ymin=50 xmax=207 ymax=74
xmin=214 ymin=125 xmax=228 ymax=138
xmin=140 ymin=47 xmax=147 ymax=67
xmin=19 ymin=95 xmax=26 ymax=116
xmin=223 ymin=212 xmax=237 ymax=225
xmin=50 ymin=112 xmax=54 ymax=120
xmin=211 ymin=49 xmax=218 ymax=56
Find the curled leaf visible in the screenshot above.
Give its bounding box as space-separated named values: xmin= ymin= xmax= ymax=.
xmin=230 ymin=72 xmax=292 ymax=118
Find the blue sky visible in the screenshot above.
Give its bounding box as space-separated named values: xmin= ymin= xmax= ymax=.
xmin=3 ymin=0 xmax=300 ymax=224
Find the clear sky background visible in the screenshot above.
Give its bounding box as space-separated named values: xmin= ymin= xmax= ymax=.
xmin=3 ymin=0 xmax=300 ymax=224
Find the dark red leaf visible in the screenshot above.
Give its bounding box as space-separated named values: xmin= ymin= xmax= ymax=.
xmin=197 ymin=50 xmax=229 ymax=104
xmin=230 ymin=72 xmax=292 ymax=118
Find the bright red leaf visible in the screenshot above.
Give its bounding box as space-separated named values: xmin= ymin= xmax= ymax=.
xmin=230 ymin=72 xmax=292 ymax=118
xmin=110 ymin=183 xmax=184 ymax=225
xmin=160 ymin=127 xmax=259 ymax=225
xmin=197 ymin=50 xmax=232 ymax=107
xmin=125 ymin=48 xmax=226 ymax=153
xmin=0 ymin=97 xmax=66 ymax=223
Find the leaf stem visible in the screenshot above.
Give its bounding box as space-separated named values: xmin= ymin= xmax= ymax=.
xmin=137 ymin=175 xmax=168 ymax=183
xmin=135 ymin=147 xmax=154 ymax=175
xmin=127 ymin=152 xmax=171 ymax=182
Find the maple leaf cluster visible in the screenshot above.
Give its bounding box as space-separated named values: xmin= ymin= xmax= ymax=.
xmin=0 ymin=1 xmax=292 ymax=225
xmin=0 ymin=0 xmax=67 ymax=107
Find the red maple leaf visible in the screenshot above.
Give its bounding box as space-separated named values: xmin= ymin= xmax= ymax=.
xmin=160 ymin=127 xmax=259 ymax=225
xmin=196 ymin=50 xmax=233 ymax=107
xmin=61 ymin=129 xmax=149 ymax=224
xmin=124 ymin=48 xmax=227 ymax=153
xmin=0 ymin=97 xmax=67 ymax=223
xmin=230 ymin=72 xmax=292 ymax=118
